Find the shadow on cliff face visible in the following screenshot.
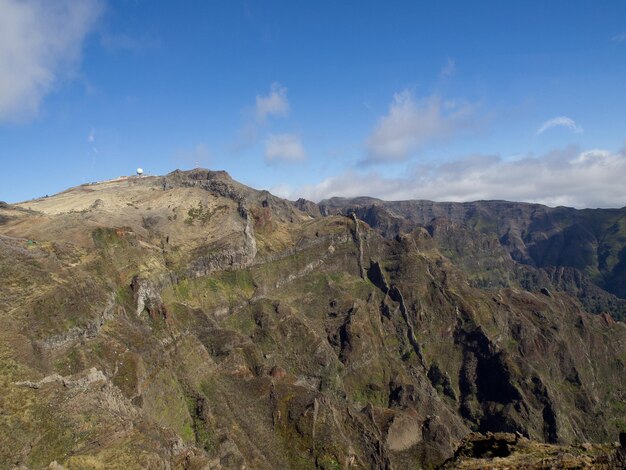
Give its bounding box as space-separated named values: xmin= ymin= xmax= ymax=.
xmin=527 ymin=223 xmax=597 ymax=270
xmin=455 ymin=328 xmax=532 ymax=436
xmin=454 ymin=325 xmax=564 ymax=444
xmin=605 ymin=246 xmax=626 ymax=299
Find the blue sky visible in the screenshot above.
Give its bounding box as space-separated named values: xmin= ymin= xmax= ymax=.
xmin=1 ymin=1 xmax=625 ymax=207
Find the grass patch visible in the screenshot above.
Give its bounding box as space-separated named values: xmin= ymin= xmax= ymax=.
xmin=164 ymin=270 xmax=256 ymax=312
xmin=185 ymin=202 xmax=213 ymax=226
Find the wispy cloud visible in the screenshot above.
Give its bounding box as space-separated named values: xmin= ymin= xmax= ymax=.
xmin=537 ymin=116 xmax=583 ymax=135
xmin=233 ymin=82 xmax=291 ymax=152
xmin=265 ymin=133 xmax=305 ymax=163
xmin=365 ymin=90 xmax=475 ymax=163
xmin=612 ymin=32 xmax=626 ymax=42
xmin=0 ymin=0 xmax=102 ymax=122
xmin=440 ymin=58 xmax=456 ymax=77
xmin=286 ymin=145 xmax=626 ymax=209
xmin=256 ymin=82 xmax=289 ymax=122
xmin=87 ymin=127 xmax=98 ymax=168
xmin=173 ymin=143 xmax=212 ymax=168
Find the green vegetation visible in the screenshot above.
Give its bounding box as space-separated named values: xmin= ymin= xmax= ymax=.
xmin=164 ymin=269 xmax=256 ymax=313
xmin=92 ymin=227 xmax=125 ymax=248
xmin=2 ymin=173 xmax=626 ymax=468
xmin=185 ymin=202 xmax=213 ymax=226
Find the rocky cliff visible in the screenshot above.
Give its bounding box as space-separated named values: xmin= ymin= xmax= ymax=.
xmin=0 ymin=170 xmax=625 ymax=469
xmin=319 ymin=197 xmax=626 ymax=321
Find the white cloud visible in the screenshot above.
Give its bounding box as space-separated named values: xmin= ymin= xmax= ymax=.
xmin=366 ymin=90 xmax=474 ymax=163
xmin=0 ymin=0 xmax=102 ymax=122
xmin=288 ymin=145 xmax=626 ymax=209
xmin=87 ymin=128 xmax=95 ymax=143
xmin=256 ymin=82 xmax=289 ymax=122
xmin=268 ymin=183 xmax=293 ymax=199
xmin=537 ymin=116 xmax=583 ymax=135
xmin=265 ymin=133 xmax=305 ymax=163
xmin=440 ymin=58 xmax=456 ymax=77
xmin=233 ymin=82 xmax=291 ymax=152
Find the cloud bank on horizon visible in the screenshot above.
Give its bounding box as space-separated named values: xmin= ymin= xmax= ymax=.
xmin=273 ymin=145 xmax=626 ymax=209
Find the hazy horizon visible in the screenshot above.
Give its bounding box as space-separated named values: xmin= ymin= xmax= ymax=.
xmin=6 ymin=166 xmax=626 ymax=211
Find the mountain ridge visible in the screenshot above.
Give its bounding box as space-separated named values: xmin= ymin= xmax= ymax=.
xmin=315 ymin=195 xmax=626 ymax=310
xmin=1 ymin=168 xmax=625 ymax=469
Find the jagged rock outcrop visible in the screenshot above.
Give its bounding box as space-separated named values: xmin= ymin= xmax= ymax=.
xmin=15 ymin=367 xmax=107 ymax=390
xmin=320 ymin=197 xmax=626 ymax=319
xmin=441 ymin=431 xmax=626 ymax=469
xmin=131 ymin=276 xmax=166 ymax=318
xmin=293 ymin=198 xmax=322 ymax=218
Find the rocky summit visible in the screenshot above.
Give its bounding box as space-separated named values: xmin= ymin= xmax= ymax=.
xmin=1 ymin=169 xmax=625 ymax=469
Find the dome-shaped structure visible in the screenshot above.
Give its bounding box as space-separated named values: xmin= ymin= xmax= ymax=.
xmin=136 ymin=168 xmax=144 ymax=176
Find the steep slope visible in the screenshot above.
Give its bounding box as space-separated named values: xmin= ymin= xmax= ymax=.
xmin=0 ymin=170 xmax=625 ymax=469
xmin=319 ymin=198 xmax=626 ymax=321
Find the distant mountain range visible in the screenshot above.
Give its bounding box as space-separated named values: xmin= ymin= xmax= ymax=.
xmin=310 ymin=196 xmax=626 ymax=321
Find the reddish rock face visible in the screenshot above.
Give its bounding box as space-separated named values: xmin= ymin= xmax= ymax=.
xmin=270 ymin=366 xmax=287 ymax=380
